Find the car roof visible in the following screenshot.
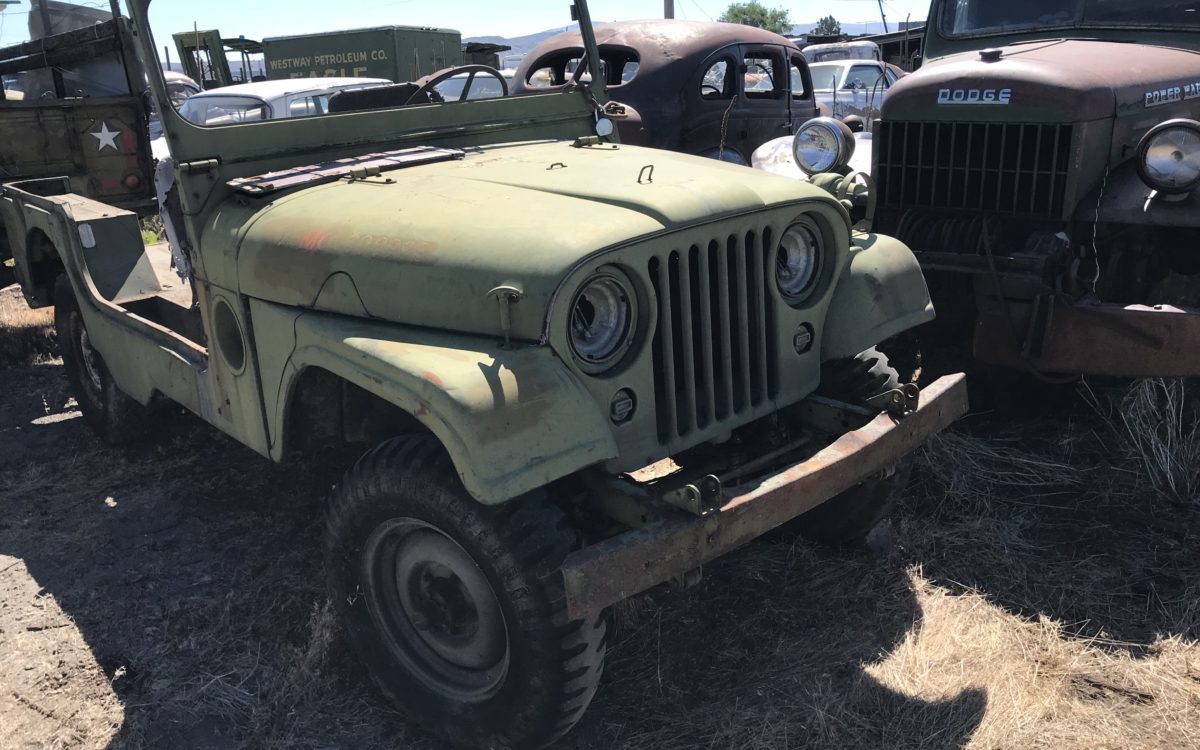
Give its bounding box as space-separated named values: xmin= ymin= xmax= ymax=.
xmin=189 ymin=77 xmax=391 ymax=100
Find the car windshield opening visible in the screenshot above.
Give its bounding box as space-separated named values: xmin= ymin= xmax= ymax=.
xmin=808 ymin=65 xmax=841 ymax=90
xmin=941 ymin=0 xmax=1200 ymax=35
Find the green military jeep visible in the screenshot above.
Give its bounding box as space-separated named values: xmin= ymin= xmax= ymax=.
xmin=1 ymin=1 xmax=966 ymax=747
xmin=869 ymin=0 xmax=1200 ymax=377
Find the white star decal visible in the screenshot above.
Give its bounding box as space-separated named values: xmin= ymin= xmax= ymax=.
xmin=91 ymin=122 xmax=121 ymax=152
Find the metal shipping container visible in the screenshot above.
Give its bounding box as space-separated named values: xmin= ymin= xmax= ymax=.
xmin=263 ymin=26 xmax=463 ymax=82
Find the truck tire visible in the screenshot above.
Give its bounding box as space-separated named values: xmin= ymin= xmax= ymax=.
xmin=54 ymin=275 xmax=151 ymax=445
xmin=798 ymin=347 xmax=906 ymax=544
xmin=325 ymin=436 xmax=606 ymax=750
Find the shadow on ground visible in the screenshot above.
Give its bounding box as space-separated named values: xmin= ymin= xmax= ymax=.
xmin=2 ymin=359 xmax=1193 ymax=748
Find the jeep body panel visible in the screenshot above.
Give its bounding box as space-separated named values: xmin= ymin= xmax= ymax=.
xmin=256 ymin=305 xmax=617 ymax=504
xmin=229 ymin=142 xmax=833 ymax=341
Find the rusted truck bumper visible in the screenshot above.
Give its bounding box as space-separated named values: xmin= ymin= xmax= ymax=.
xmin=560 ymin=373 xmax=969 ymax=620
xmin=975 ymin=294 xmax=1200 ymax=378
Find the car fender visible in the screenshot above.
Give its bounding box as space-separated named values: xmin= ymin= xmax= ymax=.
xmin=271 ymin=309 xmax=618 ymax=505
xmin=821 ymin=232 xmax=934 ymax=360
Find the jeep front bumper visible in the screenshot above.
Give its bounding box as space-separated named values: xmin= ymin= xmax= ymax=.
xmin=560 ymin=373 xmax=969 ymax=619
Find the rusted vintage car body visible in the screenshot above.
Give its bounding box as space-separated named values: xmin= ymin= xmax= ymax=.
xmin=512 ymin=20 xmax=818 ymax=164
xmin=872 ymin=2 xmax=1200 ymax=377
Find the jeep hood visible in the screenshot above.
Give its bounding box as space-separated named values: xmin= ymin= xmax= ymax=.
xmin=884 ymin=40 xmax=1200 ymax=122
xmin=234 ymin=141 xmax=818 ymax=341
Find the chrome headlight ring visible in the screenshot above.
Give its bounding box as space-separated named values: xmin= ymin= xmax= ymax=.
xmin=1137 ymin=118 xmax=1200 ymax=195
xmin=792 ymin=117 xmax=856 ymax=176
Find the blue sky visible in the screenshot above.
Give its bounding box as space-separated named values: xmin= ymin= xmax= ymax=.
xmin=0 ymin=1 xmax=934 ymax=49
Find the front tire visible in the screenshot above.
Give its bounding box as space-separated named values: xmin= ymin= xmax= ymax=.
xmin=54 ymin=275 xmax=151 ymax=444
xmin=798 ymin=347 xmax=906 ymax=543
xmin=325 ymin=436 xmax=606 ymax=749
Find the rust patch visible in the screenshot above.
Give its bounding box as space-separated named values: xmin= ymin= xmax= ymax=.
xmin=300 ymin=230 xmax=332 ymax=252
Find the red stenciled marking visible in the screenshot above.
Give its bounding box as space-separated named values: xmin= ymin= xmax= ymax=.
xmin=421 ymin=371 xmax=443 ymax=387
xmin=299 ymin=230 xmax=332 ymax=251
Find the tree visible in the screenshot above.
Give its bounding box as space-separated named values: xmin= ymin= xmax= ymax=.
xmin=813 ymin=15 xmax=842 ymax=36
xmin=718 ymin=1 xmax=792 ymax=35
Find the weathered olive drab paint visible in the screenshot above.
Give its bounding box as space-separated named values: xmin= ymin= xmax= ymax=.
xmin=1 ymin=0 xmax=936 ymax=506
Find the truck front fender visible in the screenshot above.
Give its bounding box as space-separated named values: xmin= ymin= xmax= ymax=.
xmin=821 ymin=232 xmax=935 ymax=360
xmin=275 ymin=311 xmax=618 ymax=505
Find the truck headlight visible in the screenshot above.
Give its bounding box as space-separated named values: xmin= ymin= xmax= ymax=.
xmin=776 ymin=220 xmax=823 ymax=305
xmin=792 ymin=117 xmax=855 ymax=176
xmin=1137 ymin=119 xmax=1200 ymax=194
xmin=569 ymin=271 xmax=635 ymax=370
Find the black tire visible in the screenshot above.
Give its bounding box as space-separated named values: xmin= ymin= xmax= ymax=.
xmin=817 ymin=346 xmax=901 ymax=404
xmin=796 ymin=347 xmax=906 ymax=544
xmin=54 ymin=275 xmax=151 ymax=444
xmin=325 ymin=436 xmax=606 ymax=750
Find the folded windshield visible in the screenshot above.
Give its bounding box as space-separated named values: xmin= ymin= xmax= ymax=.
xmin=941 ymin=0 xmax=1200 ymax=36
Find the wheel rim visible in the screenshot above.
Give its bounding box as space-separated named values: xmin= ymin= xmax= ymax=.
xmin=363 ymin=518 xmax=510 ymax=702
xmin=72 ymin=311 xmax=104 ymax=401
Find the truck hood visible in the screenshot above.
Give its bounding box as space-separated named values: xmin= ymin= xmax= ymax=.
xmin=884 ymin=40 xmax=1200 ymax=122
xmin=235 ymin=140 xmax=819 ymax=341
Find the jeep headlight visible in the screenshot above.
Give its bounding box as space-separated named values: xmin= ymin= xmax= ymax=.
xmin=792 ymin=117 xmax=855 ymax=176
xmin=776 ymin=220 xmax=823 ymax=305
xmin=1137 ymin=119 xmax=1200 ymax=194
xmin=569 ymin=271 xmax=634 ymax=370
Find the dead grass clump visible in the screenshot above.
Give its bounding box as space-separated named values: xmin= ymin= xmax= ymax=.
xmin=863 ymin=572 xmax=1200 ymax=750
xmin=0 ymin=286 xmax=55 ymax=364
xmin=916 ymin=431 xmax=1082 ymax=508
xmin=1083 ymin=379 xmax=1200 ymax=504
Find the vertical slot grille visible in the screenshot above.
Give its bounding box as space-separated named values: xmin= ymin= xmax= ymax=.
xmin=649 ymin=231 xmax=775 ymax=445
xmin=876 ymin=121 xmax=1073 ymax=219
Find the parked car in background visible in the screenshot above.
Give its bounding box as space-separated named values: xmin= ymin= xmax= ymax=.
xmin=802 ymin=40 xmax=882 ymax=63
xmin=151 ymin=77 xmax=389 ymax=158
xmin=512 ymin=20 xmax=818 ymax=164
xmin=809 ymin=59 xmax=906 ymax=125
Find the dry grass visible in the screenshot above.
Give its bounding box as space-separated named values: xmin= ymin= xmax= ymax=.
xmin=2 ymin=361 xmax=1200 ymax=748
xmin=1083 ymin=379 xmax=1200 ymax=504
xmin=0 ymin=284 xmax=55 ymax=364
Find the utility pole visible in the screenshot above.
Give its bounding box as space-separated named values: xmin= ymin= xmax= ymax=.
xmin=665 ymin=0 xmax=674 ymax=19
xmin=876 ymin=0 xmax=889 ymax=33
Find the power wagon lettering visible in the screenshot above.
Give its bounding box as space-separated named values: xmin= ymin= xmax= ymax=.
xmin=1145 ymin=81 xmax=1200 ymax=108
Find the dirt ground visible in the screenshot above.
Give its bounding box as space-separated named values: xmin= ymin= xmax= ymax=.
xmin=2 ymin=285 xmax=1200 ymax=749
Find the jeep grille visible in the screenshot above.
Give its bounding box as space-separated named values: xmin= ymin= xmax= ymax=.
xmin=876 ymin=122 xmax=1074 ymax=219
xmin=648 ymin=231 xmax=777 ymax=445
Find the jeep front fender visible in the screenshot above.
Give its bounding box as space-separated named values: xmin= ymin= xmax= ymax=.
xmin=821 ymin=232 xmax=934 ymax=360
xmin=274 ymin=311 xmax=618 ymax=505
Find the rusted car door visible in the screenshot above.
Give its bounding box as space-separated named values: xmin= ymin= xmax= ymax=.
xmin=682 ymin=43 xmax=801 ymax=164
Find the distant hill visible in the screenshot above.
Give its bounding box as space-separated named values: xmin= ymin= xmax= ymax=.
xmin=465 ymin=25 xmax=576 ymax=56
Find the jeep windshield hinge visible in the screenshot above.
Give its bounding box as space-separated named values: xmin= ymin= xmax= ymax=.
xmin=179 ymin=158 xmax=220 ymax=175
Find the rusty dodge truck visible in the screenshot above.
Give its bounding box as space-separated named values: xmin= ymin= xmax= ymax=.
xmin=0 ymin=1 xmax=966 ymax=747
xmin=868 ymin=0 xmax=1200 ymax=377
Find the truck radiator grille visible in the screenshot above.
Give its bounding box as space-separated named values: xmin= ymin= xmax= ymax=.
xmin=648 ymin=231 xmax=776 ymax=445
xmin=876 ymin=121 xmax=1073 ymax=219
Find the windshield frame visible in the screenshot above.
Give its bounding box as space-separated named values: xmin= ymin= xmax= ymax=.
xmin=938 ymin=0 xmax=1200 ymax=39
xmin=132 ymin=0 xmax=608 ymax=169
